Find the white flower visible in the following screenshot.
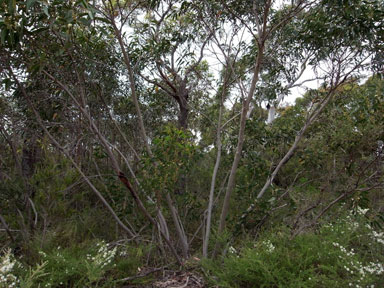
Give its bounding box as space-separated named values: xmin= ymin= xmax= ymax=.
xmin=88 ymin=241 xmax=117 ymax=268
xmin=371 ymin=230 xmax=384 ymax=245
xmin=356 ymin=207 xmax=369 ymax=216
xmin=0 ymin=249 xmax=20 ymax=286
xmin=228 ymin=246 xmax=237 ymax=254
xmin=263 ymin=240 xmax=275 ymax=253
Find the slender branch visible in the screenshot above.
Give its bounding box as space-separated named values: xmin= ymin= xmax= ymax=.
xmin=28 ymin=197 xmax=38 ymax=227
xmin=203 ymin=65 xmax=228 ymax=257
xmin=217 ymin=1 xmax=269 ymax=236
xmin=184 ymin=31 xmax=214 ymax=78
xmin=0 ymin=214 xmax=15 ymax=242
xmin=110 ymin=16 xmax=154 ymax=158
xmin=97 ymin=88 xmax=141 ymax=161
xmin=256 ymin=53 xmax=372 ymax=200
xmin=118 ymin=172 xmax=183 ymax=265
xmin=140 ymin=73 xmax=177 ymax=98
xmin=265 ymin=0 xmax=316 ymax=40
xmin=38 ymin=70 xmax=183 ymax=264
xmin=19 ymin=100 xmax=135 ymax=239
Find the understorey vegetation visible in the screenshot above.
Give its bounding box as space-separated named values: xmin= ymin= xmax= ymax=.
xmin=1 ymin=0 xmax=383 ymax=287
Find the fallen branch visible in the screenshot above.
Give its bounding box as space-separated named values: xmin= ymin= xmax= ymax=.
xmin=118 ymin=265 xmax=169 ymax=282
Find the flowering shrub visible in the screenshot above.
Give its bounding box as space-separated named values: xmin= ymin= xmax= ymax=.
xmin=87 ymin=241 xmax=117 ymax=268
xmin=321 ymin=207 xmax=384 ymax=287
xmin=202 ymin=208 xmax=384 ymax=288
xmin=85 ymin=241 xmax=117 ymax=282
xmin=0 ymin=240 xmax=150 ymax=287
xmin=0 ymin=240 xmax=119 ymax=288
xmin=0 ymin=249 xmax=19 ymax=288
xmin=262 ymin=240 xmax=275 ymax=253
xmin=228 ymin=246 xmax=237 ymax=255
xmin=32 ymin=240 xmax=118 ymax=287
xmin=371 ymin=230 xmax=384 ymax=245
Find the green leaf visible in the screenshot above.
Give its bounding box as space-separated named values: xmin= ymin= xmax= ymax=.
xmin=1 ymin=29 xmax=8 ymax=45
xmin=29 ymin=62 xmax=42 ymax=75
xmin=43 ymin=5 xmax=49 ymax=17
xmin=94 ymin=16 xmax=110 ymax=24
xmin=80 ymin=0 xmax=88 ymax=8
xmin=2 ymin=78 xmax=12 ymax=90
xmin=30 ymin=27 xmax=49 ymax=34
xmin=8 ymin=0 xmax=16 ymax=14
xmin=26 ymin=0 xmax=38 ymax=10
xmin=88 ymin=10 xmax=94 ymax=20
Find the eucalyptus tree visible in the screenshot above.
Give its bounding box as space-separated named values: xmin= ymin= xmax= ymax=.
xmin=1 ymin=0 xmax=383 ymax=265
xmin=277 ymin=76 xmax=384 ymax=236
xmin=124 ymin=0 xmax=213 ymax=130
xmin=217 ymin=1 xmax=384 ymax=248
xmin=192 ymin=0 xmax=384 ymax=255
xmin=253 ymin=0 xmax=384 ymax=201
xmin=2 ymin=0 xmax=151 ymax=238
xmin=207 ymin=0 xmax=316 ymax=239
xmin=125 ymin=0 xmax=214 ymax=197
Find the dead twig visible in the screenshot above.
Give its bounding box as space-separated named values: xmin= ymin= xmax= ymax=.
xmin=118 ymin=265 xmax=169 ymax=282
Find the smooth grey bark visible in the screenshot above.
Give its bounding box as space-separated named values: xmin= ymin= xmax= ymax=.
xmin=217 ymin=41 xmax=266 ymax=234
xmin=112 ymin=22 xmax=154 ymax=159
xmin=217 ymin=0 xmax=318 ymax=237
xmin=202 ymin=55 xmax=232 ymax=256
xmin=165 ymin=193 xmax=189 ymax=258
xmin=203 ymin=91 xmax=224 ymax=258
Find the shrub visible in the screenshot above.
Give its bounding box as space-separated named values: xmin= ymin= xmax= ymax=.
xmin=202 ymin=208 xmax=384 ymax=287
xmin=1 ymin=239 xmax=154 ymax=287
xmin=0 ymin=249 xmax=20 ymax=288
xmin=2 ymin=240 xmax=122 ymax=287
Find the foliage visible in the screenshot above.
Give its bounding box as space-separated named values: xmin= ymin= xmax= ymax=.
xmin=1 ymin=0 xmax=384 ymax=286
xmin=0 ymin=249 xmax=20 ymax=288
xmin=202 ymin=208 xmax=384 ymax=288
xmin=1 ymin=240 xmax=151 ymax=288
xmin=140 ymin=125 xmax=201 ymax=196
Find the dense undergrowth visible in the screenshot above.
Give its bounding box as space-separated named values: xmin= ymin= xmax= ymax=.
xmin=202 ymin=207 xmax=384 ymax=288
xmin=0 ymin=239 xmax=152 ymax=287
xmin=1 ymin=207 xmax=383 ymax=287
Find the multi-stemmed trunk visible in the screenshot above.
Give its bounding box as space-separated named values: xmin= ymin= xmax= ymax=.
xmin=110 ymin=12 xmax=189 ymax=260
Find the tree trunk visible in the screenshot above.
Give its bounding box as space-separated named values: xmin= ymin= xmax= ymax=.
xmin=178 ymin=103 xmax=189 ymax=130
xmin=203 ymin=95 xmax=223 ymax=258
xmin=175 ymin=92 xmax=189 ymax=195
xmin=217 ymin=44 xmax=265 ymax=235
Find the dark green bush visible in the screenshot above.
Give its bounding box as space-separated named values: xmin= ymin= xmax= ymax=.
xmin=202 ymin=209 xmax=384 ymax=288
